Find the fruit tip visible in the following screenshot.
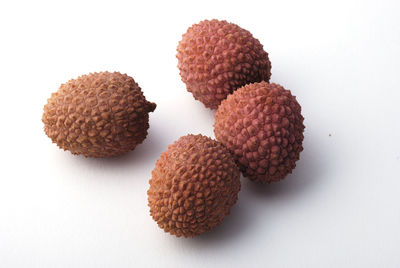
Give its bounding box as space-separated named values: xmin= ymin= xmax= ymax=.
xmin=148 ymin=102 xmax=157 ymax=112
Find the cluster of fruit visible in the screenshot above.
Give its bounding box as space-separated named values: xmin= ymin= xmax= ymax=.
xmin=42 ymin=19 xmax=305 ymax=238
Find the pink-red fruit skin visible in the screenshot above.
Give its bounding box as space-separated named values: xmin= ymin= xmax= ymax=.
xmin=214 ymin=82 xmax=305 ymax=183
xmin=147 ymin=134 xmax=241 ymax=237
xmin=42 ymin=71 xmax=156 ymax=157
xmin=177 ymin=19 xmax=271 ymax=109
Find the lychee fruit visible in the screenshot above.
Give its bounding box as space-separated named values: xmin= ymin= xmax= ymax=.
xmin=147 ymin=134 xmax=241 ymax=237
xmin=214 ymin=82 xmax=305 ymax=183
xmin=42 ymin=71 xmax=156 ymax=157
xmin=177 ymin=19 xmax=271 ymax=109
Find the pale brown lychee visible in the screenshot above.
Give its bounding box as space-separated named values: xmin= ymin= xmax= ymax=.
xmin=42 ymin=71 xmax=156 ymax=157
xmin=148 ymin=134 xmax=241 ymax=237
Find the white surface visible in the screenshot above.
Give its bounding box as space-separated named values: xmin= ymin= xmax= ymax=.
xmin=1 ymin=0 xmax=399 ymax=267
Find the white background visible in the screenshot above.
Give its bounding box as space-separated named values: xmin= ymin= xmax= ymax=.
xmin=1 ymin=0 xmax=399 ymax=267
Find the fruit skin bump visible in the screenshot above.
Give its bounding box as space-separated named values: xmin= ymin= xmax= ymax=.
xmin=147 ymin=134 xmax=241 ymax=237
xmin=214 ymin=82 xmax=305 ymax=183
xmin=177 ymin=19 xmax=271 ymax=109
xmin=42 ymin=71 xmax=156 ymax=157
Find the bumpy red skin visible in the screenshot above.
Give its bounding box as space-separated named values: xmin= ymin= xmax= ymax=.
xmin=42 ymin=72 xmax=156 ymax=157
xmin=214 ymin=82 xmax=305 ymax=183
xmin=177 ymin=19 xmax=271 ymax=109
xmin=148 ymin=134 xmax=241 ymax=237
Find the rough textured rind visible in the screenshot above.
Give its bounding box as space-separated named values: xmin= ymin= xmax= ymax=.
xmin=42 ymin=71 xmax=156 ymax=157
xmin=147 ymin=134 xmax=241 ymax=237
xmin=177 ymin=19 xmax=271 ymax=109
xmin=214 ymin=82 xmax=305 ymax=183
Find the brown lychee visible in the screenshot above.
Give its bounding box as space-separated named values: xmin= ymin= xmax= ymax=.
xmin=42 ymin=71 xmax=156 ymax=157
xmin=147 ymin=134 xmax=241 ymax=237
xmin=214 ymin=82 xmax=305 ymax=183
xmin=177 ymin=19 xmax=271 ymax=109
